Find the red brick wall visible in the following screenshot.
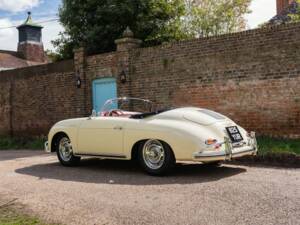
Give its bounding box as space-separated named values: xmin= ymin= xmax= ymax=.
xmin=277 ymin=0 xmax=294 ymax=15
xmin=0 ymin=60 xmax=75 ymax=136
xmin=84 ymin=51 xmax=132 ymax=111
xmin=128 ymin=23 xmax=300 ymax=138
xmin=0 ymin=80 xmax=12 ymax=136
xmin=17 ymin=42 xmax=45 ymax=63
xmin=1 ymin=22 xmax=300 ymax=138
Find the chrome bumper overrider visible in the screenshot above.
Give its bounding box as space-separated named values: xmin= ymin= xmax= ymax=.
xmin=193 ymin=132 xmax=258 ymax=162
xmin=44 ymin=141 xmax=50 ymax=153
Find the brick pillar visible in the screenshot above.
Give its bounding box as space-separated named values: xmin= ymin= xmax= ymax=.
xmin=73 ymin=47 xmax=88 ymax=116
xmin=277 ymin=0 xmax=294 ymax=15
xmin=115 ymin=27 xmax=142 ymax=52
xmin=115 ymin=27 xmax=142 ymax=97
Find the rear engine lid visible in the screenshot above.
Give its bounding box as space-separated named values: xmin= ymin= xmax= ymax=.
xmin=183 ymin=109 xmax=227 ymax=126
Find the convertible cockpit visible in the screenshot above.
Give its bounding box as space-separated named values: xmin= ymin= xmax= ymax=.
xmin=99 ymin=97 xmax=157 ymax=118
xmin=101 ymin=109 xmax=141 ymax=117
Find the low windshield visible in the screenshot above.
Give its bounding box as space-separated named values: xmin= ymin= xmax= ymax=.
xmin=100 ymin=98 xmax=155 ymax=114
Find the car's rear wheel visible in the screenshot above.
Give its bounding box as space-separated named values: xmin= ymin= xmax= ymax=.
xmin=56 ymin=134 xmax=80 ymax=166
xmin=138 ymin=139 xmax=175 ymax=176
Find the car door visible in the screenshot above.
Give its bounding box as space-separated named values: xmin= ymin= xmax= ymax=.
xmin=77 ymin=117 xmax=126 ymax=158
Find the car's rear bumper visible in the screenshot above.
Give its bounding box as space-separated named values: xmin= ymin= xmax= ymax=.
xmin=193 ymin=133 xmax=258 ymax=162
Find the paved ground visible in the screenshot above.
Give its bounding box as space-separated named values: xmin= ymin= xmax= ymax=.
xmin=0 ymin=150 xmax=299 ymax=225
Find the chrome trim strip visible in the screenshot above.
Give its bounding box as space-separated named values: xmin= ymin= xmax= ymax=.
xmin=74 ymin=153 xmax=127 ymax=159
xmin=193 ymin=147 xmax=257 ymax=159
xmin=193 ymin=132 xmax=258 ymax=161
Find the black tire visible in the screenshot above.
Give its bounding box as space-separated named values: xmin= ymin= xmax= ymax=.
xmin=138 ymin=139 xmax=175 ymax=176
xmin=55 ymin=134 xmax=80 ymax=167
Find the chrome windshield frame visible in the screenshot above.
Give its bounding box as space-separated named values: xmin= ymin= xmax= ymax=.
xmin=100 ymin=97 xmax=154 ymax=113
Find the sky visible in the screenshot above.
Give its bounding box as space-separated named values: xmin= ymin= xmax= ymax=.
xmin=0 ymin=0 xmax=276 ymax=52
xmin=246 ymin=0 xmax=276 ymax=29
xmin=0 ymin=0 xmax=62 ymax=51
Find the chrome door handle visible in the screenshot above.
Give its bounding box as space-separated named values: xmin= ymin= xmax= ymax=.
xmin=113 ymin=126 xmax=123 ymax=130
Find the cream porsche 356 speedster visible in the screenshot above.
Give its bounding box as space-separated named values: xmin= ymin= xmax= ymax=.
xmin=45 ymin=97 xmax=258 ymax=175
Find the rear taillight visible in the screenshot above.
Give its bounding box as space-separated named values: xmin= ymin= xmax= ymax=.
xmin=205 ymin=139 xmax=217 ymax=145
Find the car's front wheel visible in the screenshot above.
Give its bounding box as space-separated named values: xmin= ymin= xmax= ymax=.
xmin=138 ymin=139 xmax=175 ymax=176
xmin=56 ymin=134 xmax=80 ymax=166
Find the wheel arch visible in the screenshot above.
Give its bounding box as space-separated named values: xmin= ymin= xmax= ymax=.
xmin=51 ymin=131 xmax=69 ymax=152
xmin=131 ymin=139 xmax=147 ymax=161
xmin=130 ymin=139 xmax=175 ymax=161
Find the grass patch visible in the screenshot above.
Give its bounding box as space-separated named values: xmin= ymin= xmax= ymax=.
xmin=0 ymin=207 xmax=56 ymax=225
xmin=257 ymin=136 xmax=300 ymax=155
xmin=0 ymin=136 xmax=45 ymax=150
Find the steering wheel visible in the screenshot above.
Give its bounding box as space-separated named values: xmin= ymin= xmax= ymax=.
xmin=108 ymin=109 xmax=124 ymax=117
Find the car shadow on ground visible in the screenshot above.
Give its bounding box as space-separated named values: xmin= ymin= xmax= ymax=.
xmin=15 ymin=158 xmax=246 ymax=185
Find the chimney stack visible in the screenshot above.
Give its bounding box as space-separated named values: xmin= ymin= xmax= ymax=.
xmin=277 ymin=0 xmax=294 ymax=15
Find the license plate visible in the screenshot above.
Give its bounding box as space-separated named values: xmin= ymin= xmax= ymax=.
xmin=226 ymin=126 xmax=243 ymax=143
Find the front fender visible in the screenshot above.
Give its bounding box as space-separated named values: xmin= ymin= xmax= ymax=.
xmin=47 ymin=119 xmax=84 ymax=152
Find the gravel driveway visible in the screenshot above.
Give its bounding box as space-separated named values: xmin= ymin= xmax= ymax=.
xmin=0 ymin=150 xmax=299 ymax=225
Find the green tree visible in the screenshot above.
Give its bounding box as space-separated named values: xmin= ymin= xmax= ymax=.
xmin=184 ymin=0 xmax=251 ymax=37
xmin=289 ymin=0 xmax=300 ymax=22
xmin=54 ymin=0 xmax=187 ymax=59
xmin=53 ymin=0 xmax=251 ymax=60
xmin=45 ymin=49 xmax=64 ymax=62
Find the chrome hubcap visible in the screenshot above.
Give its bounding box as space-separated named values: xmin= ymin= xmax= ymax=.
xmin=59 ymin=137 xmax=73 ymax=162
xmin=142 ymin=140 xmax=165 ymax=170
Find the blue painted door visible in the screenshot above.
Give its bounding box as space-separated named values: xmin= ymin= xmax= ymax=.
xmin=92 ymin=78 xmax=117 ymax=112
